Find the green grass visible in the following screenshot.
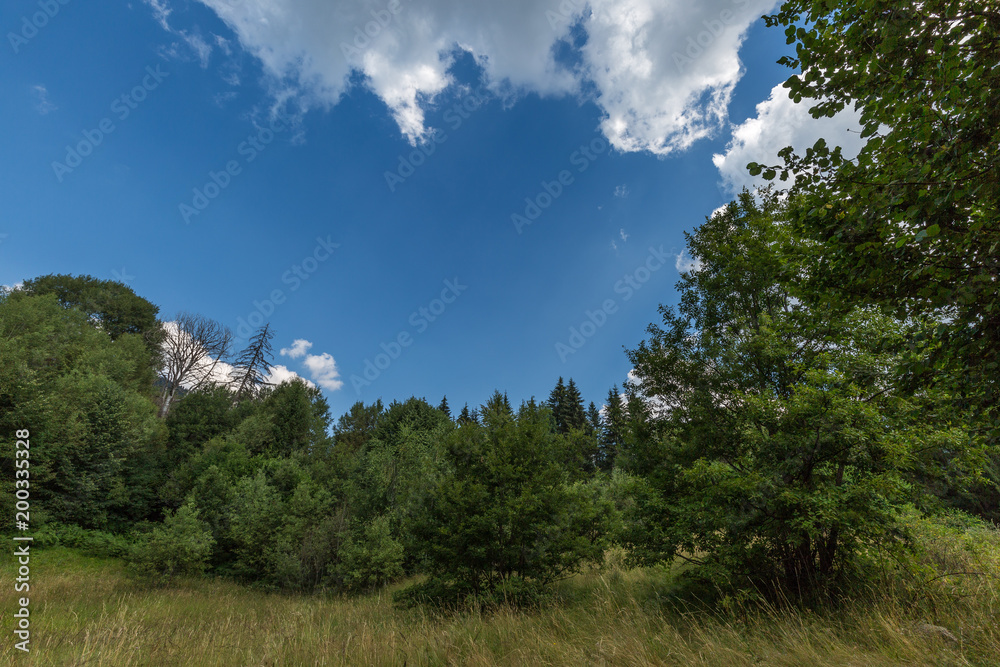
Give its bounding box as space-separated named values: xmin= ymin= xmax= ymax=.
xmin=2 ymin=517 xmax=999 ymax=666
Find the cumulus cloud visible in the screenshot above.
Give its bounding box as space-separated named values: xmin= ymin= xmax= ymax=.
xmin=278 ymin=338 xmax=343 ymax=390
xmin=267 ymin=363 xmax=316 ymax=388
xmin=301 ymin=352 xmax=344 ymax=391
xmin=152 ymin=0 xmax=777 ymax=152
xmin=713 ymin=82 xmax=867 ymax=193
xmin=280 ymin=338 xmax=313 ymax=359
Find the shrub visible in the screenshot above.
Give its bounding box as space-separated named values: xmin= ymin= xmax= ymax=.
xmin=130 ymin=502 xmax=214 ymax=578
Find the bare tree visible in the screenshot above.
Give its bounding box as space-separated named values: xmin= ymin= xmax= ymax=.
xmin=158 ymin=312 xmax=233 ymax=418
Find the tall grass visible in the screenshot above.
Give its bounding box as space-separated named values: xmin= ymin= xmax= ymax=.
xmin=2 ymin=512 xmax=998 ymax=666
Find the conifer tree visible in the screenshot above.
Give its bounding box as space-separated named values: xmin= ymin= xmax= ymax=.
xmin=438 ymin=395 xmax=451 ymax=419
xmin=586 ymin=401 xmax=602 ymax=437
xmin=565 ymin=379 xmax=587 ymax=431
xmin=600 ymin=386 xmax=626 ymax=470
xmin=457 ymin=403 xmax=478 ymax=426
xmin=230 ymin=324 xmax=274 ymax=403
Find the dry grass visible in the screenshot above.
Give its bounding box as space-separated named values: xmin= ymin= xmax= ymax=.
xmin=2 ymin=520 xmax=999 ymax=666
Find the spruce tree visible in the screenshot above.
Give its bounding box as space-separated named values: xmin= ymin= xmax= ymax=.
xmin=438 ymin=395 xmax=451 ymax=419
xmin=457 ymin=403 xmax=476 ymax=426
xmin=565 ymin=379 xmax=587 ymax=431
xmin=586 ymin=401 xmax=602 ymax=437
xmin=230 ymin=324 xmax=274 ymax=403
xmin=548 ymin=377 xmax=568 ymax=432
xmin=600 ymin=386 xmax=625 ymax=470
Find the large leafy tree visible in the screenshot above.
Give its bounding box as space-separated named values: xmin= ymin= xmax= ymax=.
xmin=751 ymin=0 xmax=1000 ymax=436
xmin=0 ymin=292 xmax=166 ymax=530
xmin=621 ymin=191 xmax=975 ymax=597
xmin=20 ymin=274 xmax=163 ymax=353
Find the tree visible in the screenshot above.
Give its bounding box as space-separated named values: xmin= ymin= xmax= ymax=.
xmin=586 ymin=402 xmax=601 ymax=437
xmin=0 ymin=292 xmax=166 ymax=530
xmin=158 ymin=312 xmax=233 ymax=418
xmin=20 ymin=274 xmax=163 ymax=350
xmin=548 ymin=377 xmax=586 ymax=434
xmin=751 ymin=0 xmax=1000 ymax=437
xmin=408 ymin=400 xmax=610 ymax=600
xmin=457 ymin=403 xmax=478 ymax=426
xmin=481 ymin=390 xmax=513 ymax=426
xmin=333 ymin=400 xmax=384 ymax=455
xmin=230 ymin=324 xmax=274 ymax=403
xmin=620 ymin=191 xmax=970 ymax=598
xmin=438 ymin=395 xmax=451 ymax=419
xmin=564 ymin=379 xmax=587 ymax=432
xmin=599 ymin=387 xmax=626 ymax=471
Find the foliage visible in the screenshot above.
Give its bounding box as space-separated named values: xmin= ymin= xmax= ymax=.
xmin=129 ymin=502 xmax=215 ymax=578
xmin=752 ymin=0 xmax=1000 ymax=438
xmin=19 ymin=273 xmax=163 ymax=353
xmin=407 ymin=399 xmax=611 ymax=601
xmin=621 ymin=191 xmax=975 ymax=599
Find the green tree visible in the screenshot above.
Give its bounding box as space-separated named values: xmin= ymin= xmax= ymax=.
xmin=599 ymin=387 xmax=626 ymax=471
xmin=457 ymin=403 xmax=479 ymax=426
xmin=408 ymin=400 xmax=610 ymax=600
xmin=20 ymin=274 xmax=163 ymax=353
xmin=751 ymin=0 xmax=1000 ymax=437
xmin=0 ymin=292 xmax=165 ymax=530
xmin=438 ymin=395 xmax=451 ymax=419
xmin=621 ymin=191 xmax=970 ymax=598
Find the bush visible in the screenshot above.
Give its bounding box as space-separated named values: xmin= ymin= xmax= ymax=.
xmin=129 ymin=502 xmax=214 ymax=578
xmin=33 ymin=523 xmax=131 ymax=558
xmin=335 ymin=514 xmax=404 ymax=591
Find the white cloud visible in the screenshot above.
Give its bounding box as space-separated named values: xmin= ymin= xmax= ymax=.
xmin=31 ymin=85 xmax=56 ymax=114
xmin=713 ymin=82 xmax=867 ymax=193
xmin=614 ymin=184 xmax=629 ymax=198
xmin=280 ymin=338 xmax=313 ymax=359
xmin=267 ymin=363 xmax=316 ymax=388
xmin=277 ymin=338 xmax=342 ymax=390
xmin=619 ymin=228 xmax=629 ymax=242
xmin=302 ymin=352 xmax=344 ymax=391
xmin=151 ymin=0 xmax=777 ymax=152
xmin=675 ymin=248 xmax=703 ymax=274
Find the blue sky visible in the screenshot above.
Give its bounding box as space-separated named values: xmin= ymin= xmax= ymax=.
xmin=0 ymin=0 xmax=864 ymax=419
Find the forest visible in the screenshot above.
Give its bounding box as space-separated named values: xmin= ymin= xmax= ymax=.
xmin=1 ymin=0 xmax=998 ymax=664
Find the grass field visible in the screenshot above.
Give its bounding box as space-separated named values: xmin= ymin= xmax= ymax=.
xmin=2 ymin=516 xmax=999 ymax=666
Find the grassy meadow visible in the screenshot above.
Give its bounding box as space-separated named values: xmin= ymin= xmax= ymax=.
xmin=3 ymin=513 xmax=1000 ymax=667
